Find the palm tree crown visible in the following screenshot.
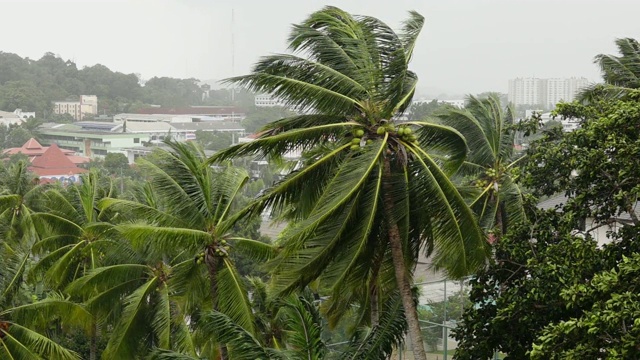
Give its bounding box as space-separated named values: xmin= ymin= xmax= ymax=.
xmin=212 ymin=7 xmax=489 ymax=360
xmin=579 ymin=38 xmax=640 ymax=102
xmin=434 ymin=94 xmax=526 ymax=237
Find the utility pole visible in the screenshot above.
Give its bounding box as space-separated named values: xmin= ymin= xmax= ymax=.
xmin=443 ymin=279 xmax=448 ymax=360
xmin=231 ymin=7 xmax=236 ymax=102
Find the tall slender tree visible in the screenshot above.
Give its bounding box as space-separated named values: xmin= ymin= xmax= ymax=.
xmin=211 ymin=7 xmax=489 ymax=359
xmin=100 ymin=141 xmax=270 ymax=359
xmin=0 ymin=162 xmax=81 ymax=360
xmin=434 ymin=94 xmax=527 ymax=239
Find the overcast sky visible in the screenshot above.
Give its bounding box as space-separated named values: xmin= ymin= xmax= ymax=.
xmin=1 ymin=0 xmax=639 ymax=97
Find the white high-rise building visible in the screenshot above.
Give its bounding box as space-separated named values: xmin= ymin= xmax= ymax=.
xmin=508 ymin=77 xmax=590 ymax=107
xmin=508 ymin=78 xmax=544 ymax=107
xmin=566 ymin=77 xmax=590 ymax=102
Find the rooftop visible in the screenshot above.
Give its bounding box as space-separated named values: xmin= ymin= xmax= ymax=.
xmin=135 ymin=106 xmax=245 ymax=116
xmin=29 ymin=143 xmax=88 ymax=177
xmin=3 ymin=138 xmax=89 ymax=164
xmin=0 ymin=110 xmax=21 ymax=118
xmin=170 ymin=122 xmax=245 ymax=132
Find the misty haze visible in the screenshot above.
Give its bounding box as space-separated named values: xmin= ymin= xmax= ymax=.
xmin=0 ymin=1 xmax=639 ymax=359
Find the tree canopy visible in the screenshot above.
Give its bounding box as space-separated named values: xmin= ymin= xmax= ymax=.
xmin=454 ymin=88 xmax=640 ymax=359
xmin=0 ymin=52 xmax=252 ymax=117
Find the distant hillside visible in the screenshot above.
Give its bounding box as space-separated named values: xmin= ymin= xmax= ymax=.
xmin=0 ymin=52 xmax=251 ymax=117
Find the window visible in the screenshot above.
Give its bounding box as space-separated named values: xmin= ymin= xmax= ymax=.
xmin=134 ymin=138 xmax=140 ymax=144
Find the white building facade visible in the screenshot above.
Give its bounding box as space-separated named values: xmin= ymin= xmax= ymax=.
xmin=255 ymin=93 xmax=287 ymax=107
xmin=53 ymin=95 xmax=98 ymax=120
xmin=508 ymin=77 xmax=589 ymax=107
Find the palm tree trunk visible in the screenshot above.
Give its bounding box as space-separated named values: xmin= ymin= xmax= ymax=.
xmin=382 ymin=158 xmax=427 ymax=360
xmin=495 ymin=201 xmax=503 ymax=242
xmin=369 ymin=246 xmax=384 ymax=327
xmin=369 ymin=275 xmax=379 ymax=327
xmin=89 ymin=321 xmax=97 ymax=360
xmin=206 ymin=251 xmax=229 ymax=360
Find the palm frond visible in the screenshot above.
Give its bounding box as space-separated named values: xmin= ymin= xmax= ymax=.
xmin=210 ymin=123 xmax=355 ymax=163
xmin=146 ymin=349 xmax=199 ymax=360
xmin=115 ymin=224 xmax=210 ymax=255
xmin=262 ymin=114 xmax=350 ymax=133
xmin=212 ymin=166 xmax=249 ymax=232
xmin=217 ymin=258 xmax=255 ymax=335
xmin=279 ymin=296 xmax=326 ymax=360
xmin=229 ymin=237 xmax=278 ymax=263
xmin=406 ymin=145 xmax=489 ymax=278
xmin=197 ymin=310 xmax=272 ymax=360
xmin=339 ymin=291 xmax=407 ymax=360
xmin=168 ymin=259 xmax=210 ymax=315
xmin=103 ymin=277 xmax=159 ymax=359
xmin=66 ymin=264 xmax=149 ymax=298
xmin=399 ymin=10 xmax=425 ymax=61
xmin=0 ymin=323 xmax=81 ymax=360
xmin=99 ymin=198 xmax=189 ymax=228
xmin=268 ymin=138 xmax=387 ymax=293
xmin=3 ymin=294 xmax=93 ymax=333
xmin=135 ymin=156 xmax=207 ymax=229
xmin=0 ymin=247 xmax=30 ymax=307
xmin=408 ymin=121 xmax=469 ymax=175
xmin=152 ymin=284 xmax=171 ymax=349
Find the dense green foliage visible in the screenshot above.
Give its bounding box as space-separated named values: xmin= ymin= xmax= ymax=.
xmin=212 ymin=6 xmax=490 ymax=360
xmin=0 ymin=52 xmax=251 ymax=117
xmin=454 ymin=90 xmax=640 ymax=358
xmin=579 ymin=38 xmax=640 ymax=103
xmin=435 ymin=94 xmax=527 ymax=238
xmin=2 ymin=8 xmax=640 ymax=360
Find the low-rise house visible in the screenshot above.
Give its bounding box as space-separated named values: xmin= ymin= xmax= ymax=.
xmin=538 ymin=195 xmax=640 ymax=247
xmin=28 ymin=143 xmax=88 ymax=183
xmin=3 ymin=138 xmax=90 ymax=165
xmin=39 ymin=122 xmax=149 ymax=158
xmin=0 ymin=110 xmax=25 ymax=126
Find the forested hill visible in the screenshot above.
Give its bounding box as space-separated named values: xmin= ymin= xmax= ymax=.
xmin=0 ymin=51 xmax=254 ymax=117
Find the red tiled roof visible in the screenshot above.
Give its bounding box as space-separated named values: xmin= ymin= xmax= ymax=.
xmin=66 ymin=155 xmax=91 ymax=164
xmin=31 ymin=144 xmax=79 ymax=170
xmin=135 ymin=106 xmax=245 ymax=115
xmin=29 ymin=144 xmax=88 ymax=177
xmin=23 ymin=138 xmax=43 ymax=150
xmin=3 ymin=138 xmax=87 ymax=164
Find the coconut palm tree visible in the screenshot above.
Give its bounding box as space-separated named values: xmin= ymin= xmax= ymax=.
xmin=210 ymin=7 xmax=489 ymax=359
xmin=100 ymin=140 xmax=270 ymax=359
xmin=0 ymin=294 xmax=90 ymax=360
xmin=579 ymin=38 xmax=640 ymax=102
xmin=434 ymin=94 xmax=527 ymax=239
xmin=0 ymin=161 xmax=42 ymax=309
xmin=148 ymin=290 xmax=408 ymax=360
xmin=27 ymin=170 xmax=117 ymax=360
xmin=30 ymin=170 xmax=116 ymax=290
xmin=0 ymin=162 xmax=82 ymax=359
xmin=65 ymin=248 xmax=198 ymax=359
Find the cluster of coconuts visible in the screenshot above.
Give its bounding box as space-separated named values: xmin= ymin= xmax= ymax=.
xmin=195 ymin=240 xmax=231 ymax=264
xmin=349 ymin=123 xmax=419 ymax=151
xmin=374 ymin=123 xmax=419 ymax=143
xmin=475 ymin=168 xmax=500 ymax=189
xmin=395 ymin=126 xmax=418 ymax=143
xmin=350 ymin=128 xmax=372 ymax=150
